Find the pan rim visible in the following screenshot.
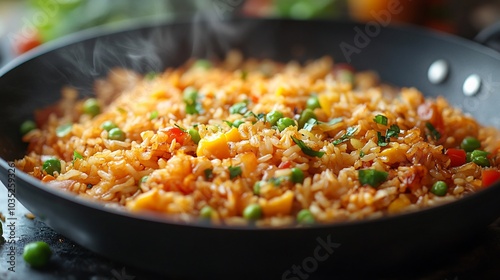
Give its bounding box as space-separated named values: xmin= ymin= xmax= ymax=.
xmin=2 ymin=17 xmax=500 ymax=232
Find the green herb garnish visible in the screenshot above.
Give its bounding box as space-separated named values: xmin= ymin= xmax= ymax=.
xmin=55 ymin=124 xmax=72 ymax=137
xmin=204 ymin=168 xmax=213 ymax=180
xmin=229 ymin=166 xmax=242 ymax=179
xmin=291 ymin=136 xmax=325 ymax=158
xmin=333 ymin=126 xmax=358 ymax=145
xmin=229 ymin=101 xmax=248 ymax=115
xmin=425 ymin=122 xmax=441 ymax=141
xmin=373 ymin=114 xmax=388 ymax=125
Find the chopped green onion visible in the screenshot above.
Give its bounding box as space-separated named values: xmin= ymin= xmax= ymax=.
xmin=386 ymin=124 xmax=400 ymax=139
xmin=173 ymin=124 xmax=186 ymax=132
xmin=377 ymin=131 xmax=388 ymax=147
xmin=325 ymin=117 xmax=343 ymax=126
xmin=204 ymin=168 xmax=213 ymax=180
xmin=359 ymin=151 xmax=365 ymax=158
xmin=333 ymin=126 xmax=358 ymax=145
xmin=358 ymin=169 xmax=388 ymax=188
xmin=425 ymin=122 xmax=441 ymax=141
xmin=229 ymin=102 xmax=248 ymax=115
xmin=232 ymin=120 xmax=245 ymax=128
xmin=241 ymin=70 xmax=248 ymax=80
xmin=42 ymin=158 xmax=61 ymax=176
xmin=302 ymin=118 xmax=318 ymax=132
xmin=298 ymin=108 xmax=317 ymax=129
xmin=73 ymin=151 xmax=83 ymax=161
xmin=229 ymin=166 xmax=242 ymax=179
xmin=269 ymin=177 xmax=286 ymax=187
xmin=55 ymin=124 xmax=72 ymax=138
xmin=373 ymin=114 xmax=388 ymax=125
xmin=291 ymin=136 xmax=325 ymax=158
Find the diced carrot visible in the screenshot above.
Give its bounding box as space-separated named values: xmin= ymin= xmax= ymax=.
xmin=260 ymin=190 xmax=294 ymax=217
xmin=239 ymin=152 xmax=258 ymax=177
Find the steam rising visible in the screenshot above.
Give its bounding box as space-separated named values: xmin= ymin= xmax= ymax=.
xmin=51 ymin=8 xmax=254 ymax=95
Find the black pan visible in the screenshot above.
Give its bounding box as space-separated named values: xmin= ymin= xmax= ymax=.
xmin=2 ymin=18 xmax=500 ymax=279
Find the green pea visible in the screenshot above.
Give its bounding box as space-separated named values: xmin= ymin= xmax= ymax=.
xmin=20 ymin=120 xmax=37 ymax=136
xmin=188 ymin=128 xmax=201 ymax=144
xmin=101 ymin=121 xmax=118 ymax=132
xmin=290 ymin=168 xmax=304 ymax=184
xmin=108 ymin=128 xmax=126 ymax=141
xmin=466 ymin=152 xmax=472 ymax=163
xmin=473 ymin=156 xmax=490 ymax=167
xmin=200 ymin=205 xmax=215 ymax=219
xmin=243 ymin=203 xmax=262 ymax=220
xmin=42 ymin=158 xmax=61 ymax=176
xmin=277 ymin=117 xmax=296 ymax=132
xmin=306 ymin=95 xmax=321 ymax=110
xmin=460 ymin=137 xmax=481 ymax=152
xmin=430 ymin=181 xmax=448 ymax=196
xmin=297 ymin=209 xmax=315 ymax=224
xmin=83 ymin=98 xmax=101 ymax=117
xmin=471 ymin=150 xmax=489 ymax=158
xmin=232 ymin=119 xmax=245 ymax=128
xmin=266 ymin=111 xmax=284 ymax=126
xmin=253 ymin=181 xmax=262 ymax=195
xmin=23 ymin=241 xmax=52 ymax=268
xmin=183 ymin=87 xmax=198 ymax=105
xmin=298 ymin=108 xmax=317 ymax=129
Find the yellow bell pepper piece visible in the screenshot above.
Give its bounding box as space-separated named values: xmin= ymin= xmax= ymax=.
xmin=260 ymin=190 xmax=294 ymax=217
xmin=196 ymin=128 xmax=241 ymax=159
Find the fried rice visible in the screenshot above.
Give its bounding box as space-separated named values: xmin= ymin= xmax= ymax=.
xmin=16 ymin=51 xmax=500 ymax=227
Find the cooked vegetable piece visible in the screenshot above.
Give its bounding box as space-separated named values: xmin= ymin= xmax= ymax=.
xmin=55 ymin=124 xmax=72 ymax=137
xmin=425 ymin=122 xmax=441 ymax=141
xmin=101 ymin=121 xmax=118 ymax=131
xmin=266 ymin=111 xmax=284 ymax=125
xmin=149 ymin=110 xmax=159 ymax=120
xmin=482 ymin=170 xmax=500 ymax=187
xmin=108 ymin=128 xmax=126 ymax=141
xmin=42 ymin=158 xmax=61 ymax=176
xmin=253 ymin=181 xmax=262 ymax=195
xmin=306 ymin=95 xmax=321 ymax=110
xmin=277 ymin=117 xmax=296 ymax=131
xmin=229 ymin=102 xmax=248 ymax=115
xmin=23 ymin=241 xmax=52 ymax=268
xmin=446 ymin=148 xmax=466 ymax=167
xmin=358 ymin=169 xmax=388 ymax=188
xmin=460 ymin=137 xmax=481 ymax=152
xmin=333 ymin=126 xmax=357 ymax=145
xmin=296 ymin=209 xmax=315 ymax=224
xmin=298 ymin=108 xmax=317 ymax=129
xmin=431 ymin=181 xmax=448 ymax=196
xmin=229 ymin=166 xmax=242 ymax=179
xmin=232 ymin=119 xmax=245 ymax=128
xmin=373 ymin=114 xmax=388 ymax=125
xmin=291 ymin=136 xmax=325 ymax=158
xmin=290 ymin=168 xmax=304 ymax=184
xmin=200 ymin=205 xmax=215 ymax=219
xmin=188 ymin=128 xmax=201 ymax=144
xmin=243 ymin=203 xmax=263 ymax=220
xmin=83 ymin=98 xmax=100 ymax=117
xmin=183 ymin=87 xmax=200 ymax=115
xmin=20 ymin=120 xmax=37 ymax=135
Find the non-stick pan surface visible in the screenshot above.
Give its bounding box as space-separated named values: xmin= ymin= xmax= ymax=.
xmin=2 ymin=18 xmax=500 ymax=279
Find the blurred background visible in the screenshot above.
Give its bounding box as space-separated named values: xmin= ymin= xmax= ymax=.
xmin=1 ymin=0 xmax=500 ymax=63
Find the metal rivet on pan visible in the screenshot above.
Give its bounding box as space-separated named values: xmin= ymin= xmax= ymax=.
xmin=463 ymin=74 xmax=482 ymax=96
xmin=428 ymin=59 xmax=449 ymax=84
